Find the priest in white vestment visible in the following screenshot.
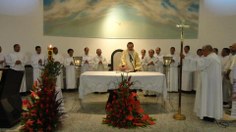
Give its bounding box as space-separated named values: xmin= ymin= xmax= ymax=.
xmin=193 ymin=49 xmax=203 ymax=91
xmin=64 ymin=49 xmax=77 ymax=89
xmin=183 ymin=45 xmax=223 ymax=120
xmin=8 ymin=44 xmax=26 ymax=93
xmin=143 ymin=49 xmax=158 ymax=95
xmin=93 ymin=49 xmax=108 ymax=71
xmin=182 ymin=45 xmax=193 ymax=92
xmin=120 ymin=42 xmax=141 ymax=71
xmin=52 ymin=47 xmax=64 ymax=89
xmin=81 ymin=47 xmax=93 ymax=73
xmin=52 ymin=47 xmax=65 ymax=113
xmin=155 ymin=47 xmax=163 ymax=73
xmin=166 ymin=47 xmax=179 ymax=92
xmin=140 ymin=49 xmax=147 ymax=71
xmin=31 ymin=46 xmax=45 ymax=83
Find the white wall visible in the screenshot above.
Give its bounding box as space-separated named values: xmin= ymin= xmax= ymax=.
xmin=0 ymin=0 xmax=236 ymax=64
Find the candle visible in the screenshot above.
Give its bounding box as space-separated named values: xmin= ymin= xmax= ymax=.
xmin=48 ymin=44 xmax=53 ymax=61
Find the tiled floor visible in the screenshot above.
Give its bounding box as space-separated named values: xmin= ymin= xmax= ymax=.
xmin=1 ymin=92 xmax=236 ymax=132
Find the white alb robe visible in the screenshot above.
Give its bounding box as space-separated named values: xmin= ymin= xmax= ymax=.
xmin=143 ymin=56 xmax=158 ymax=95
xmin=184 ymin=53 xmax=223 ymax=120
xmin=193 ymin=55 xmax=203 ymax=91
xmin=166 ymin=54 xmax=179 ymax=92
xmin=53 ymin=53 xmax=65 ymax=113
xmin=8 ymin=52 xmax=26 ymax=92
xmin=81 ymin=55 xmax=93 ymax=73
xmin=93 ymin=55 xmax=108 ymax=71
xmin=64 ymin=56 xmax=77 ymax=89
xmin=182 ymin=52 xmax=193 ymax=91
xmin=155 ymin=54 xmax=163 ymax=73
xmin=31 ymin=53 xmax=45 ymax=83
xmin=53 ymin=53 xmax=64 ymax=89
xmin=143 ymin=56 xmax=158 ymax=71
xmin=140 ymin=55 xmax=146 ymax=71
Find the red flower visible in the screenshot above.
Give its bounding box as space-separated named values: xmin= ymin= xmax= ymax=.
xmin=30 ymin=91 xmax=39 ymax=99
xmin=26 ymin=119 xmax=34 ymax=126
xmin=142 ymin=114 xmax=150 ymax=120
xmin=126 ymin=115 xmax=134 ymax=121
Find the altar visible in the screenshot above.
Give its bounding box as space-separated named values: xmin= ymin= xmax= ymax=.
xmin=79 ymin=71 xmax=167 ymax=99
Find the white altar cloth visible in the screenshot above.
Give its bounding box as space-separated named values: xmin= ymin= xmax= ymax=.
xmin=79 ymin=71 xmax=167 ymax=99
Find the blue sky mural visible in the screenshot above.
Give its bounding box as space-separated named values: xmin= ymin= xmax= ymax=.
xmin=43 ymin=0 xmax=199 ymax=39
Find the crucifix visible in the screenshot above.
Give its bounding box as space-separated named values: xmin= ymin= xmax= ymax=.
xmin=173 ymin=20 xmax=189 ymax=120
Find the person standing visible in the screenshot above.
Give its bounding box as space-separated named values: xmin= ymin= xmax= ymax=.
xmin=120 ymin=42 xmax=141 ymax=71
xmin=182 ymin=45 xmax=223 ymax=121
xmin=166 ymin=47 xmax=179 ymax=92
xmin=8 ymin=44 xmax=26 ymax=93
xmin=93 ymin=49 xmax=108 ymax=71
xmin=182 ymin=45 xmax=194 ymax=92
xmin=31 ymin=46 xmax=45 ymax=83
xmin=52 ymin=46 xmax=65 ymax=113
xmin=81 ymin=47 xmax=93 ymax=73
xmin=143 ymin=49 xmax=158 ymax=96
xmin=155 ymin=47 xmax=164 ymax=73
xmin=140 ymin=49 xmax=147 ymax=71
xmin=64 ymin=49 xmax=77 ymax=89
xmin=52 ymin=47 xmax=64 ymax=89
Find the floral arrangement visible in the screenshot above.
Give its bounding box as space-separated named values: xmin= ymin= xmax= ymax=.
xmin=103 ymin=74 xmax=155 ymax=128
xmin=20 ymin=61 xmax=63 ymax=132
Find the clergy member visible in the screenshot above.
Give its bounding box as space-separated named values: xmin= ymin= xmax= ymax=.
xmin=166 ymin=47 xmax=179 ymax=92
xmin=193 ymin=49 xmax=203 ymax=92
xmin=140 ymin=49 xmax=147 ymax=71
xmin=93 ymin=48 xmax=108 ymax=71
xmin=52 ymin=46 xmax=65 ymax=113
xmin=182 ymin=45 xmax=223 ymax=121
xmin=143 ymin=49 xmax=158 ymax=96
xmin=64 ymin=48 xmax=77 ymax=89
xmin=182 ymin=45 xmax=193 ymax=92
xmin=221 ymin=48 xmax=231 ymax=106
xmin=52 ymin=47 xmax=64 ymax=89
xmin=31 ymin=46 xmax=45 ymax=83
xmin=81 ymin=47 xmax=93 ymax=73
xmin=155 ymin=47 xmax=163 ymax=73
xmin=8 ymin=44 xmax=26 ymax=93
xmin=120 ymin=42 xmax=141 ymax=71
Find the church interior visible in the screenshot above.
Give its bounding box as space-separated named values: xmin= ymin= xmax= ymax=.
xmin=1 ymin=0 xmax=236 ymax=131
